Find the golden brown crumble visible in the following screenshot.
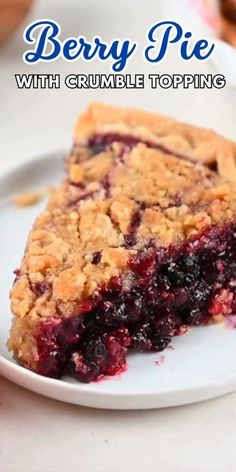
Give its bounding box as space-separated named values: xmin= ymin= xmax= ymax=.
xmin=8 ymin=103 xmax=236 ymax=365
xmin=10 ymin=145 xmax=236 ymax=317
xmin=74 ymin=102 xmax=236 ymax=167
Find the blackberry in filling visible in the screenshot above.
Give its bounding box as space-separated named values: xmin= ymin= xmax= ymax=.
xmin=35 ymin=221 xmax=236 ymax=383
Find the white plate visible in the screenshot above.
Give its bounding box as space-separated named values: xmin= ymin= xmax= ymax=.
xmin=1 ymin=152 xmax=236 ymax=410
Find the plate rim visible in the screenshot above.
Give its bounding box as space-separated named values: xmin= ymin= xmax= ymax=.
xmin=1 ymin=354 xmax=236 ymax=409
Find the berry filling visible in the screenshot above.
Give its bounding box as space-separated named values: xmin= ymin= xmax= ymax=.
xmin=34 ymin=220 xmax=236 ymax=382
xmin=88 ymin=133 xmax=201 ymax=164
xmin=89 ymin=133 xmax=184 ymax=157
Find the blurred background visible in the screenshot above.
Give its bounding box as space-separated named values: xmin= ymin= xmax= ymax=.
xmin=0 ymin=0 xmax=235 ymax=48
xmin=0 ymin=0 xmax=235 ymax=166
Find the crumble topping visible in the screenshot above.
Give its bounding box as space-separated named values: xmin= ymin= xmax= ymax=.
xmin=8 ymin=103 xmax=236 ymax=379
xmin=74 ymin=102 xmax=236 ymax=166
xmin=10 ymin=140 xmax=236 ymax=323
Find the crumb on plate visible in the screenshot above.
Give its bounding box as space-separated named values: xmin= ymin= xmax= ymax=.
xmin=155 ymin=355 xmax=166 ymax=366
xmin=12 ymin=191 xmax=42 ymax=207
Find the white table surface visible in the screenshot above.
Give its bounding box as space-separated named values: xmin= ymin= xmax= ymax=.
xmin=1 ymin=1 xmax=236 ymax=471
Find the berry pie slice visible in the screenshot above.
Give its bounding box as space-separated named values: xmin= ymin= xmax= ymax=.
xmin=8 ymin=103 xmax=236 ymax=383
